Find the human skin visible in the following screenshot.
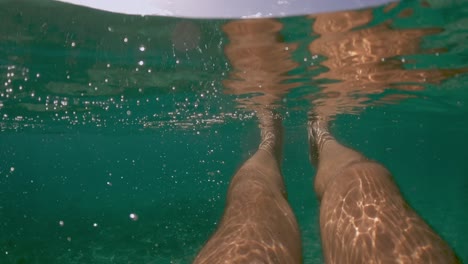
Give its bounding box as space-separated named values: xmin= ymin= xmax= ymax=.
xmin=194 ymin=110 xmax=302 ymax=264
xmin=308 ymin=116 xmax=461 ymax=263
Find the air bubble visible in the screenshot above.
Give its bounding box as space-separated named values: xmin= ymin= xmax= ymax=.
xmin=129 ymin=213 xmax=139 ymax=221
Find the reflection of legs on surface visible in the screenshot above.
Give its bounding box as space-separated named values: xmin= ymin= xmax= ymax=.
xmin=194 ymin=111 xmax=301 ymax=264
xmin=308 ymin=115 xmax=460 ymax=264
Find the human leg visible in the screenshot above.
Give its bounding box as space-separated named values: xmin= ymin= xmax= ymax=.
xmin=194 ymin=111 xmax=301 ymax=264
xmin=308 ymin=115 xmax=460 ymax=263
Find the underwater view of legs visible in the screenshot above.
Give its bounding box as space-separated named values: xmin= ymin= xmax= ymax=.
xmin=308 ymin=113 xmax=461 ymax=263
xmin=194 ymin=109 xmax=301 ymax=264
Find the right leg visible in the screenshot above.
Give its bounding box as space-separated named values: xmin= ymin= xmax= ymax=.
xmin=308 ymin=115 xmax=460 ymax=263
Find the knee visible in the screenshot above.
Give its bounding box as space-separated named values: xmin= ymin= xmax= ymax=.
xmin=230 ymin=166 xmax=286 ymax=197
xmin=344 ymin=160 xmax=391 ymax=179
xmin=317 ymin=160 xmax=393 ymax=200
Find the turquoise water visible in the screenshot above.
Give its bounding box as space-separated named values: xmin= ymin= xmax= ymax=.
xmin=1 ymin=0 xmax=467 ymax=263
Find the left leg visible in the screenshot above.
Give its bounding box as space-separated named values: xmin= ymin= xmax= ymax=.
xmin=194 ymin=111 xmax=302 ymax=264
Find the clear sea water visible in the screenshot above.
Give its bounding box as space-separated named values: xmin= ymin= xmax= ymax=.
xmin=0 ymin=0 xmax=467 ymax=263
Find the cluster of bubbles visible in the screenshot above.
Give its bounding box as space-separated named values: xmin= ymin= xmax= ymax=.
xmin=0 ymin=19 xmax=258 ymax=134
xmin=0 ymin=71 xmax=249 ymax=134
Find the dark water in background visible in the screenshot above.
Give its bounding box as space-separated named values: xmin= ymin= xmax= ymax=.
xmin=0 ymin=0 xmax=467 ymax=263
